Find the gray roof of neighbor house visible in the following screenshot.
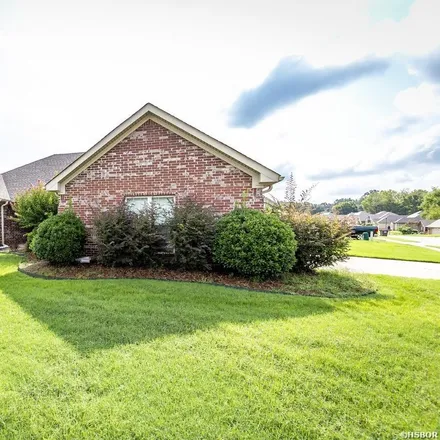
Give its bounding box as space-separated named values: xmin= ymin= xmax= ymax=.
xmin=427 ymin=219 xmax=440 ymax=228
xmin=374 ymin=212 xmax=400 ymax=223
xmin=0 ymin=153 xmax=83 ymax=201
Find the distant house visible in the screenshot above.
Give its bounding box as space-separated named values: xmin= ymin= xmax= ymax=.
xmin=392 ymin=211 xmax=427 ymax=233
xmin=346 ymin=211 xmax=373 ymax=224
xmin=0 ymin=153 xmax=83 ymax=248
xmin=426 ymin=219 xmax=440 ymax=235
xmin=374 ymin=212 xmax=401 ymax=231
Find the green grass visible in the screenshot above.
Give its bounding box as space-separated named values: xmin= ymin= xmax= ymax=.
xmin=349 ymin=239 xmax=440 ymax=263
xmin=0 ymin=253 xmax=439 ymax=439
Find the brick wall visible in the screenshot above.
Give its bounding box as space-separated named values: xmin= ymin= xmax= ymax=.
xmin=3 ymin=204 xmax=26 ymax=249
xmin=59 ymin=120 xmax=264 ymax=254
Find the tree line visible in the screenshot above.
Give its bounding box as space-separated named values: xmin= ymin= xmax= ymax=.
xmin=311 ymin=188 xmax=440 ymax=219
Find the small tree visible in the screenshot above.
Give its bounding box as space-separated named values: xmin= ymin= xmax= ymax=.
xmin=13 ymin=182 xmax=59 ymax=231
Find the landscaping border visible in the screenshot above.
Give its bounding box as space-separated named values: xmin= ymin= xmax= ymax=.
xmin=17 ymin=263 xmax=295 ymax=296
xmin=16 ymin=261 xmax=377 ymax=299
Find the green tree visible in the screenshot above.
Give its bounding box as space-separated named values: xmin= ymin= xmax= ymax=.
xmin=361 ymin=190 xmax=400 ymax=214
xmin=421 ymin=188 xmax=440 ymax=220
xmin=332 ymin=200 xmax=358 ymax=215
xmin=359 ymin=190 xmax=378 ymax=204
xmin=13 ymin=182 xmax=59 ymax=231
xmin=361 ymin=189 xmax=428 ymax=215
xmin=399 ymin=189 xmax=428 ymax=214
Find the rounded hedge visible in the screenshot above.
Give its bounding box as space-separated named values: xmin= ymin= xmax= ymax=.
xmin=31 ymin=210 xmax=86 ymax=264
xmin=213 ymin=209 xmax=297 ymax=279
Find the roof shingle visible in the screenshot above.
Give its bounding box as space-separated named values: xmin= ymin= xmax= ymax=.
xmin=0 ymin=153 xmax=82 ymax=201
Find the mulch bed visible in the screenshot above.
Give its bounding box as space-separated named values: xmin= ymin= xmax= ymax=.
xmin=19 ymin=261 xmax=292 ymax=294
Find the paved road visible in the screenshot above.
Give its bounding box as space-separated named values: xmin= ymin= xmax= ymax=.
xmin=331 ymin=257 xmax=440 ymax=279
xmin=380 ymin=236 xmax=440 ymax=252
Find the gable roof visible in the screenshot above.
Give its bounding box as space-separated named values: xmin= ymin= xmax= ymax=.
xmin=1 ymin=153 xmax=83 ymax=201
xmin=407 ymin=210 xmax=422 ymax=219
xmin=427 ymin=219 xmax=440 ymax=228
xmin=376 ymin=212 xmax=401 ymax=223
xmin=46 ymin=103 xmax=282 ymax=193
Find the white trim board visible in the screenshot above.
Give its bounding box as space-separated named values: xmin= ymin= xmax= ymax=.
xmin=45 ymin=103 xmax=283 ymax=193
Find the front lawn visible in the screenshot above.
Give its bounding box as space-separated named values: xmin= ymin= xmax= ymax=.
xmin=349 ymin=239 xmax=440 ymax=263
xmin=0 ymin=253 xmax=439 ymax=438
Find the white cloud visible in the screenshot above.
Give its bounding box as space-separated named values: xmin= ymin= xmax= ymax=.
xmin=0 ymin=0 xmax=439 ymax=203
xmin=394 ymin=83 xmax=440 ymax=116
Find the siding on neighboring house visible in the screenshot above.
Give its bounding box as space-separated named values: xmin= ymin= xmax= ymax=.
xmin=59 ymin=120 xmax=264 ymax=254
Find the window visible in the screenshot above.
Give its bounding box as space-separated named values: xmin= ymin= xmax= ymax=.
xmin=126 ymin=196 xmax=174 ymax=223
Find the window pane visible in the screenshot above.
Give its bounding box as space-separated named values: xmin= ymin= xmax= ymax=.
xmin=126 ymin=197 xmax=150 ymax=213
xmin=152 ymin=197 xmax=174 ymax=223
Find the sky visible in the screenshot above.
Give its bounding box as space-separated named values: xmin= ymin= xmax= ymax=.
xmin=0 ymin=0 xmax=439 ymax=203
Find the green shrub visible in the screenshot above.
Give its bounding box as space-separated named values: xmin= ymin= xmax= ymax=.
xmin=168 ymin=200 xmax=217 ymax=271
xmin=13 ymin=182 xmax=59 ymax=231
xmin=398 ymin=225 xmax=417 ymax=235
xmin=93 ymin=204 xmax=168 ymax=267
xmin=214 ymin=209 xmax=297 ymax=279
xmin=134 ymin=205 xmax=170 ymax=266
xmin=94 ymin=205 xmax=138 ymax=267
xmin=31 ymin=210 xmax=86 ymax=264
xmin=280 ymin=211 xmax=350 ymax=272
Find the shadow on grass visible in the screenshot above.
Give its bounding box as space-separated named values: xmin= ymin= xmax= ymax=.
xmin=283 ymin=269 xmax=378 ymax=298
xmin=1 ymin=269 xmax=336 ymax=353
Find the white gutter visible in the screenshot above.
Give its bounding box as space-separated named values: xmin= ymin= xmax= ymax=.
xmin=1 ymin=201 xmax=8 ymax=246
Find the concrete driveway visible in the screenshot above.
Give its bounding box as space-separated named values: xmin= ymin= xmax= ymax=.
xmin=332 ymin=257 xmax=440 ymax=279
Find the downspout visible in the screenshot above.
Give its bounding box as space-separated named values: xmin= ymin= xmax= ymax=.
xmin=262 ymin=185 xmax=273 ymax=194
xmin=1 ymin=200 xmax=8 ymax=247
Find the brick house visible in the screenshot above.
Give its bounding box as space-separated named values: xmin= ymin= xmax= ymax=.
xmin=46 ymin=103 xmax=282 ymax=254
xmin=0 ymin=154 xmax=82 ymax=249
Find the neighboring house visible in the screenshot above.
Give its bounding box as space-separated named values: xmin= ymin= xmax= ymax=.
xmin=0 ymin=153 xmax=82 ymax=248
xmin=426 ymin=219 xmax=440 ymax=235
xmin=421 ymin=219 xmax=434 ymax=233
xmin=46 ymin=103 xmax=282 ymax=254
xmin=375 ymin=212 xmax=401 ymax=231
xmin=346 ymin=211 xmax=372 ymax=224
xmin=392 ymin=211 xmax=426 ymax=232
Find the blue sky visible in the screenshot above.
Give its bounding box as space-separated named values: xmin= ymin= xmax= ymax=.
xmin=0 ymin=0 xmax=439 ymax=202
xmin=369 ymin=0 xmax=415 ymax=22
